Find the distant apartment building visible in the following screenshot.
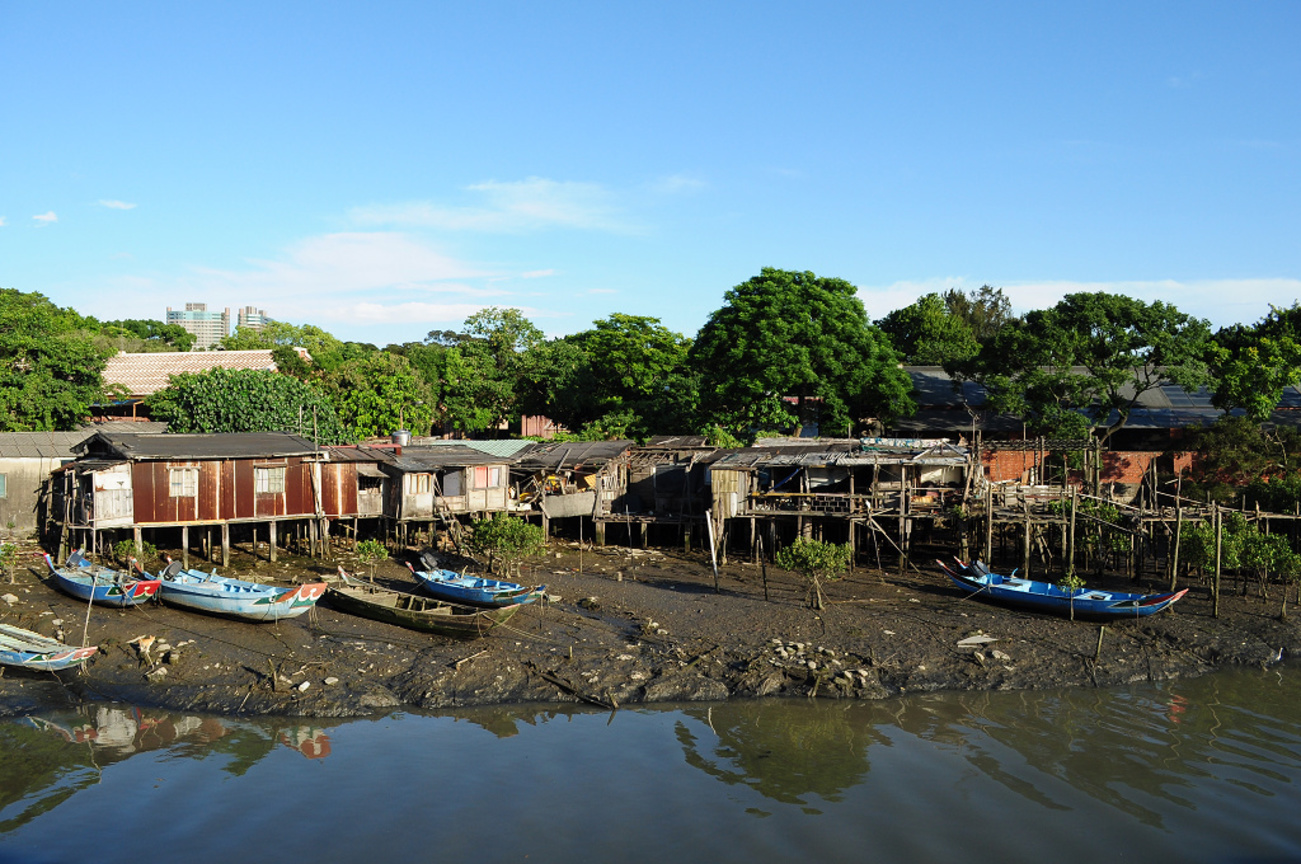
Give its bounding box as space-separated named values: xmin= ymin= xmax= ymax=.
xmin=166 ymin=303 xmax=230 ymax=349
xmin=237 ymin=305 xmax=268 ymax=333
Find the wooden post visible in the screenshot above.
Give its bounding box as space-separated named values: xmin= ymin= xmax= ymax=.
xmin=1170 ymin=495 xmax=1182 ymax=592
xmin=1213 ymin=505 xmax=1222 ymax=619
xmin=270 ymin=520 xmax=278 ymax=563
xmin=182 ymin=525 xmax=190 ymax=570
xmin=758 ymin=533 xmax=770 ymax=601
xmin=704 ymin=510 xmax=720 ymax=593
xmin=1022 ymin=496 xmax=1031 ymax=578
xmin=133 ymin=526 xmax=143 ymax=557
xmin=1069 ymin=487 xmax=1078 ymax=579
xmin=984 ymin=483 xmax=994 ymax=563
xmin=221 ymin=523 xmax=230 ymax=567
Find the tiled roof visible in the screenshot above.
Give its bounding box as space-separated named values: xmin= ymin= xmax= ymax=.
xmin=102 ymin=349 xmax=308 ymax=397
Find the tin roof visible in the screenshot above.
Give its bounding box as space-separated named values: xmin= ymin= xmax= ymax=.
xmin=75 ymin=431 xmax=323 ymax=460
xmin=513 ymin=440 xmax=634 ymax=471
xmin=409 ymin=438 xmax=534 ymax=458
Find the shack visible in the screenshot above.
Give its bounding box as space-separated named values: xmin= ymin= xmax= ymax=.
xmin=54 ymin=431 xmax=329 ymax=565
xmin=381 ymin=444 xmax=515 ymax=547
xmin=512 ymin=440 xmax=634 ymax=542
xmin=707 ymin=437 xmax=972 ymax=563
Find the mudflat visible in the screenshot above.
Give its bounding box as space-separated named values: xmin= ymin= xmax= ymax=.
xmin=1 ymin=538 xmax=1297 ymax=718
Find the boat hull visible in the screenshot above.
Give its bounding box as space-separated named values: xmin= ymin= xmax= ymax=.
xmin=0 ymin=623 xmax=98 ymax=671
xmin=158 ymin=571 xmax=326 ymax=622
xmin=938 ymin=559 xmax=1188 ymax=621
xmin=327 ymin=582 xmax=518 ymax=638
xmin=45 ymin=553 xmax=161 ymax=608
xmin=410 ymin=567 xmax=544 ymax=608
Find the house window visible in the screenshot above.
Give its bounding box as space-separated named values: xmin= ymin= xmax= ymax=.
xmin=169 ymin=468 xmax=198 ymax=498
xmin=472 ymin=466 xmax=503 ymax=489
xmin=255 ymin=466 xmax=286 ymax=494
xmin=411 ymin=474 xmax=432 ymax=495
xmin=0 ymin=473 xmax=7 ymax=498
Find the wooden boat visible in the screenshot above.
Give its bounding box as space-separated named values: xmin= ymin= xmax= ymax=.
xmin=0 ymin=623 xmax=98 ymax=671
xmin=328 ymin=567 xmax=519 ymax=638
xmin=43 ymin=551 xmax=162 ymax=608
xmin=155 ymin=558 xmax=326 ymax=622
xmin=406 ymin=562 xmax=545 ymax=608
xmin=938 ymin=558 xmax=1188 ymax=621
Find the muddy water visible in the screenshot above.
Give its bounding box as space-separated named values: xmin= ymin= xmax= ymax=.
xmin=2 ymin=666 xmax=1299 ymax=863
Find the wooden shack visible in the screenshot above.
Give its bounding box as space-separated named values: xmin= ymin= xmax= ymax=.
xmin=707 ymin=437 xmax=971 ymax=563
xmin=512 ymin=440 xmax=634 ymax=542
xmin=54 ymin=431 xmax=329 ymax=565
xmin=380 ymin=445 xmax=514 ymax=546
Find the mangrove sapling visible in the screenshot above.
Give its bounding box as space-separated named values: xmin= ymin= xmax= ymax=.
xmin=775 ymin=538 xmax=852 ymax=611
xmin=1058 ymin=571 xmax=1087 ymax=621
xmin=355 ymin=539 xmax=387 ymax=582
xmin=0 ymin=542 xmax=15 ymax=584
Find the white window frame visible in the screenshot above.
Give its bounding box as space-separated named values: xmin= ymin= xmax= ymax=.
xmin=255 ymin=466 xmax=287 ymax=494
xmin=169 ymin=467 xmax=198 ymax=498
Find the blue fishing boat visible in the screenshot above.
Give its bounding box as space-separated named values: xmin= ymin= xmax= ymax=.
xmin=0 ymin=623 xmax=98 ymax=671
xmin=938 ymin=558 xmax=1188 ymax=621
xmin=43 ymin=551 xmax=162 ymax=608
xmin=406 ymin=561 xmax=544 ymax=608
xmin=155 ymin=559 xmax=327 ymax=622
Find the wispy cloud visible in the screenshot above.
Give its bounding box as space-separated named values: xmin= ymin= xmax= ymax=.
xmin=0 ymin=216 xmax=6 ymax=227
xmin=350 ymin=177 xmax=630 ymax=233
xmin=33 ymin=211 xmax=57 ymax=225
xmin=98 ymin=199 xmax=137 ymax=210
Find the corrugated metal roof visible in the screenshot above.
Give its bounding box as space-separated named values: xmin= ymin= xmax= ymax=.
xmin=409 ymin=438 xmax=534 ymax=458
xmin=0 ymin=431 xmax=93 ymax=459
xmin=78 ymin=431 xmax=323 ymax=460
xmin=386 ymin=446 xmax=509 ymax=470
xmin=513 ymin=440 xmax=634 ymax=470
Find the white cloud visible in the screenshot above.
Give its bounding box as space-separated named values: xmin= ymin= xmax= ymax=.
xmin=98 ymin=199 xmax=137 ymax=210
xmin=33 ymin=211 xmax=57 ymax=224
xmin=350 ymin=177 xmax=629 ymax=233
xmin=520 ymin=269 xmax=557 ymax=279
xmin=0 ymin=216 xmax=6 ymax=227
xmin=856 ymin=276 xmax=1301 ymax=330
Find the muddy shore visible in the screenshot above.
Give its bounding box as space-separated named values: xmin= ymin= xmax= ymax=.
xmin=1 ymin=538 xmax=1297 ymax=718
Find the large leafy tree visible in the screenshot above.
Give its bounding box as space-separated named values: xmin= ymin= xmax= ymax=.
xmin=222 ymin=321 xmax=369 ymax=375
xmin=146 ymin=367 xmax=345 ymax=443
xmin=1209 ymin=304 xmax=1301 ymax=422
xmin=956 ymin=292 xmax=1213 ymax=442
xmin=941 ymin=285 xmax=1014 ymax=343
xmin=690 ymin=268 xmax=913 ymax=438
xmin=521 ymin=314 xmax=698 ymax=439
xmin=439 ymin=308 xmax=544 ymax=434
xmin=323 ymin=352 xmax=435 ymax=440
xmin=100 ymin=319 xmax=196 ymax=352
xmin=875 ymin=292 xmax=980 ymax=366
xmin=0 ymin=289 xmax=114 ymax=431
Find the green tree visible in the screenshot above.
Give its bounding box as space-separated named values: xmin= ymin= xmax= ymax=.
xmin=775 ymin=538 xmax=852 ymax=610
xmin=954 ymin=292 xmax=1213 ymax=443
xmin=147 ymin=367 xmax=345 ymax=443
xmin=438 ymin=308 xmax=545 ymax=434
xmin=468 ymin=513 xmax=546 ymax=577
xmin=1209 ymin=304 xmax=1301 ymax=422
xmin=0 ymin=542 xmax=16 ymax=584
xmin=941 ymin=285 xmax=1014 ymax=343
xmin=323 ymin=352 xmax=434 ymax=440
xmin=100 ymin=319 xmax=196 ymax=352
xmin=0 ymin=289 xmax=114 ymax=431
xmin=875 ymin=292 xmax=980 ymax=366
xmin=690 ymin=268 xmax=914 ymax=440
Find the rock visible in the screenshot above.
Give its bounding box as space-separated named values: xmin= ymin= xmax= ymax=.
xmin=297 ymin=681 xmax=311 ymax=692
xmin=1 ymin=593 xmax=17 ymax=605
xmin=324 ymin=677 xmax=339 ymax=686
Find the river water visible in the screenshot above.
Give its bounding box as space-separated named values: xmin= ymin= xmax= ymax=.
xmin=1 ymin=666 xmax=1298 ymax=864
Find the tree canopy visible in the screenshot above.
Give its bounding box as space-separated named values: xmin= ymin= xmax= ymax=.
xmin=690 ymin=268 xmax=914 ymax=439
xmin=0 ymin=289 xmax=114 ymax=431
xmin=955 ymin=292 xmax=1213 ymax=441
xmin=1208 ymin=304 xmax=1301 ymax=422
xmin=875 ymin=292 xmax=980 ymax=366
xmin=146 ymin=367 xmax=345 ymax=443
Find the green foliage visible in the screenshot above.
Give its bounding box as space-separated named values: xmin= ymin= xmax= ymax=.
xmin=468 ymin=513 xmax=546 ymax=577
xmin=941 ymin=285 xmax=1014 ymax=343
xmin=954 ymin=292 xmax=1213 ymax=443
xmin=775 ymin=538 xmax=852 ymax=610
xmin=0 ymin=542 xmax=16 ymax=584
xmin=433 ymin=308 xmax=545 ymax=434
xmin=111 ymin=538 xmax=159 ymax=571
xmin=147 ymin=367 xmax=346 ymax=443
xmin=690 ymin=268 xmax=915 ymax=439
xmin=100 ymin=319 xmax=197 ymax=352
xmin=1177 ymin=417 xmax=1301 ymax=508
xmin=322 ymin=352 xmax=433 ymax=440
xmin=0 ymin=289 xmax=115 ymax=431
xmin=1209 ymin=304 xmax=1301 ymax=422
xmin=355 ymin=539 xmax=387 ymax=579
xmin=875 ymin=292 xmax=980 ymax=366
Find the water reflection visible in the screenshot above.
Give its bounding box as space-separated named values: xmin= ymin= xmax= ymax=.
xmin=0 ymin=669 xmax=1297 ymax=863
xmin=0 ymin=705 xmax=333 ymax=832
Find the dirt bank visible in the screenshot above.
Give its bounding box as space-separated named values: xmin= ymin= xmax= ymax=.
xmin=1 ymin=537 xmax=1297 ymax=718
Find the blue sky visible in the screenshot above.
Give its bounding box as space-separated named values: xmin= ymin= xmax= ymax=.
xmin=3 ymin=2 xmax=1298 ymax=345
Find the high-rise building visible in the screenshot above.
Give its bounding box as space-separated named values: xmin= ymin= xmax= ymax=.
xmin=166 ymin=303 xmax=230 ymax=349
xmin=237 ymin=306 xmax=268 ymax=333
